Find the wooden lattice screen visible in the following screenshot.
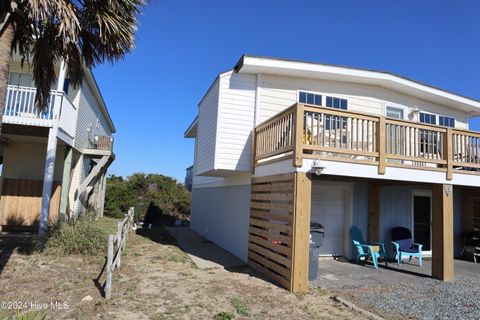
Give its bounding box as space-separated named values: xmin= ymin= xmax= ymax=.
xmin=248 ymin=173 xmax=311 ymax=292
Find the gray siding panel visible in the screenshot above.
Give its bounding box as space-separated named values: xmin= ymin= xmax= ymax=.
xmin=190 ymin=184 xmax=251 ymax=261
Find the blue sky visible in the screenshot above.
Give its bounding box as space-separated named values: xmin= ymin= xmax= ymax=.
xmin=93 ymin=0 xmax=480 ymax=182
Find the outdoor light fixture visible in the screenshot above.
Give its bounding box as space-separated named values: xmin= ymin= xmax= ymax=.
xmin=312 ymin=160 xmax=325 ymax=176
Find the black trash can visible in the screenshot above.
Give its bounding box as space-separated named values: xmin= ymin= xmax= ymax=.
xmin=309 ymin=222 xmax=325 ymax=281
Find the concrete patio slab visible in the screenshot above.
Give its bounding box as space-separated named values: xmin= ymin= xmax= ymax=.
xmin=165 ymin=227 xmax=245 ymax=269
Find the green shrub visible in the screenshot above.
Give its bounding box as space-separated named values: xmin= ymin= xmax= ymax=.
xmin=45 ymin=215 xmax=112 ymax=255
xmin=213 ymin=312 xmax=235 ymax=320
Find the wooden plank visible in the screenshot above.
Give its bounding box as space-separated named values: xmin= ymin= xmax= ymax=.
xmin=250 ymin=201 xmax=293 ymax=212
xmin=248 ymin=250 xmax=291 ymax=278
xmin=293 ymin=103 xmax=304 ymax=167
xmin=248 ymin=234 xmax=292 ymax=257
xmin=444 ymin=128 xmax=453 ymax=180
xmin=303 ymin=153 xmax=379 ymax=166
xmin=249 ymin=242 xmax=291 ymax=267
xmin=303 ymin=145 xmax=379 ymax=157
xmin=386 ymin=118 xmax=448 ymax=132
xmin=249 ymin=218 xmax=292 ymax=234
xmin=249 ymin=226 xmax=292 ymax=246
xmin=248 ymin=259 xmax=291 ymax=289
xmin=251 ymin=182 xmax=294 ymax=193
xmin=250 ymin=209 xmax=292 ymax=223
xmin=290 ymin=172 xmax=311 ymax=293
xmin=386 ymin=154 xmax=447 ymax=164
xmin=252 ymin=173 xmax=295 ymax=184
xmin=432 ymin=184 xmax=454 ymax=281
xmin=303 ymin=105 xmax=379 ymax=122
xmin=368 ymin=183 xmax=380 ymax=242
xmin=377 ymin=116 xmax=386 ymax=175
xmin=0 ymin=178 xmax=61 ymax=227
xmin=251 ymin=192 xmax=294 ymax=201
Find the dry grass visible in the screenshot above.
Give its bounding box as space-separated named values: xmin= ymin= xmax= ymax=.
xmin=0 ymin=225 xmax=379 ymax=319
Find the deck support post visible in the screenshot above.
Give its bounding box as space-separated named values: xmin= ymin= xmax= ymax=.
xmin=38 ymin=126 xmax=59 ymax=248
xmin=376 ymin=116 xmax=386 ymax=175
xmin=293 ymin=103 xmax=304 ymax=167
xmin=368 ymin=183 xmax=381 ymax=242
xmin=432 ymin=184 xmax=454 ymax=281
xmin=59 ymin=146 xmax=73 ymax=219
xmin=291 ymin=172 xmax=311 ymax=292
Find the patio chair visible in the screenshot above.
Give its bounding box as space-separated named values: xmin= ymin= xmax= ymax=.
xmin=349 ymin=226 xmax=388 ymax=269
xmin=391 ymin=227 xmax=423 ymax=267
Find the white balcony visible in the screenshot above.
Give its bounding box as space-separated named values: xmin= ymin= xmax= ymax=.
xmin=4 ymin=85 xmax=78 ymax=143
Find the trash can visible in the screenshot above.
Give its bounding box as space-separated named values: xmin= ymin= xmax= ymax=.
xmin=309 ymin=222 xmax=325 ymax=281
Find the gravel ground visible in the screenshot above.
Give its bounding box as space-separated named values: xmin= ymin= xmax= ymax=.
xmin=314 ymin=258 xmax=480 ymax=320
xmin=355 ymin=277 xmax=480 ymax=320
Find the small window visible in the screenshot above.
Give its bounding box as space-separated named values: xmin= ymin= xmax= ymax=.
xmin=439 ymin=116 xmax=455 ymax=128
xmin=419 ymin=112 xmax=436 ymax=125
xmin=386 ymin=106 xmax=404 ymax=119
xmin=326 ymin=96 xmax=348 ymax=110
xmin=299 ymin=91 xmax=322 ymax=106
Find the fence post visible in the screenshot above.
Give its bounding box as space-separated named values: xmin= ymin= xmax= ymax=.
xmin=105 ymin=235 xmax=114 ymax=299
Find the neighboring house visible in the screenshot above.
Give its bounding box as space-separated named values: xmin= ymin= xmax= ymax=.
xmin=184 ymin=165 xmax=194 ymax=192
xmin=0 ymin=53 xmax=115 ymax=231
xmin=185 ymin=55 xmax=480 ymax=292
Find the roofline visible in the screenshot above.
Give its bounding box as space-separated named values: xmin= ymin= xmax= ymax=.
xmin=234 ymin=54 xmax=480 ymax=111
xmin=83 ymin=65 xmax=116 ymax=133
xmin=184 ymin=116 xmax=198 ymax=138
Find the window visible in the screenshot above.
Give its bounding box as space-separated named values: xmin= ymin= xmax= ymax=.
xmin=326 ymin=96 xmax=348 ymax=110
xmin=299 ymin=91 xmax=322 ymax=106
xmin=439 ymin=116 xmax=455 ymax=128
xmin=325 ymin=96 xmax=348 ymax=130
xmin=419 ymin=112 xmax=436 ymax=125
xmin=419 ymin=112 xmax=438 ymax=154
xmin=386 ymin=106 xmax=404 ymax=119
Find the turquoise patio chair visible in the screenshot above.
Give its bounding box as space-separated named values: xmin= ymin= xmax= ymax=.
xmin=391 ymin=227 xmax=423 ymax=267
xmin=349 ymin=226 xmax=388 ymax=269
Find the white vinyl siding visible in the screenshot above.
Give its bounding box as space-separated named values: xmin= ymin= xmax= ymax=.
xmin=195 ymin=78 xmax=220 ymax=175
xmin=216 ymin=72 xmax=256 ymax=171
xmin=74 ymin=80 xmax=112 ymax=150
xmin=256 ymin=74 xmax=469 ymax=129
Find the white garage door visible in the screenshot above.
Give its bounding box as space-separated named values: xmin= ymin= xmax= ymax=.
xmin=311 ymin=182 xmax=347 ymax=257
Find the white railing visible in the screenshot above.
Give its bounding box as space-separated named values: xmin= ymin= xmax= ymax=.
xmin=4 ymin=85 xmax=77 ymax=136
xmin=58 ymin=93 xmax=78 ymax=139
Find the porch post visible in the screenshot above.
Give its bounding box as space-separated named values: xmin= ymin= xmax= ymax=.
xmin=59 ymin=146 xmax=73 ymax=219
xmin=432 ymin=184 xmax=454 ymax=281
xmin=38 ymin=126 xmax=59 ymax=248
xmin=291 ymin=172 xmax=311 ymax=292
xmin=56 ymin=60 xmax=67 ymax=92
xmin=368 ymin=183 xmax=381 ymax=242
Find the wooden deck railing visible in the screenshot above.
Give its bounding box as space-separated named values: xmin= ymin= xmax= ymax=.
xmin=253 ymin=103 xmax=480 ymax=179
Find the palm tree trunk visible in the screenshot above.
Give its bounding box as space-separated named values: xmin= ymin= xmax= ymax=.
xmin=0 ymin=21 xmax=14 ymax=135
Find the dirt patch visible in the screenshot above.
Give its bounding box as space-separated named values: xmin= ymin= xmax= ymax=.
xmin=0 ymin=227 xmax=381 ymax=319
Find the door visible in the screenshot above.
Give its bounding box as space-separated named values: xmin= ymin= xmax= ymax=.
xmin=311 ymin=182 xmax=351 ymax=257
xmin=412 ymin=192 xmax=432 ymax=255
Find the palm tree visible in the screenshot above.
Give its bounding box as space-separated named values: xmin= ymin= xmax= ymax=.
xmin=0 ymin=0 xmax=144 ymax=119
xmin=0 ymin=0 xmax=144 ymax=247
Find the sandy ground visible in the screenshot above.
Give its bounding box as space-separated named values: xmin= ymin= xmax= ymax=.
xmin=0 ymin=227 xmax=380 ymax=319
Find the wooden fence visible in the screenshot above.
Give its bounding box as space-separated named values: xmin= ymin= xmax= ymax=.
xmin=0 ymin=178 xmax=61 ymax=227
xmin=99 ymin=207 xmax=134 ymax=299
xmin=248 ymin=173 xmax=311 ymax=292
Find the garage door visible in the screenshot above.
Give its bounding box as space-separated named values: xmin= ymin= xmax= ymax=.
xmin=311 ymin=182 xmax=347 ymax=256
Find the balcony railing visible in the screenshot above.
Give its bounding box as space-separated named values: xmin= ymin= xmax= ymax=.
xmin=4 ymin=85 xmax=77 ymax=139
xmin=253 ymin=103 xmax=480 ymax=179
